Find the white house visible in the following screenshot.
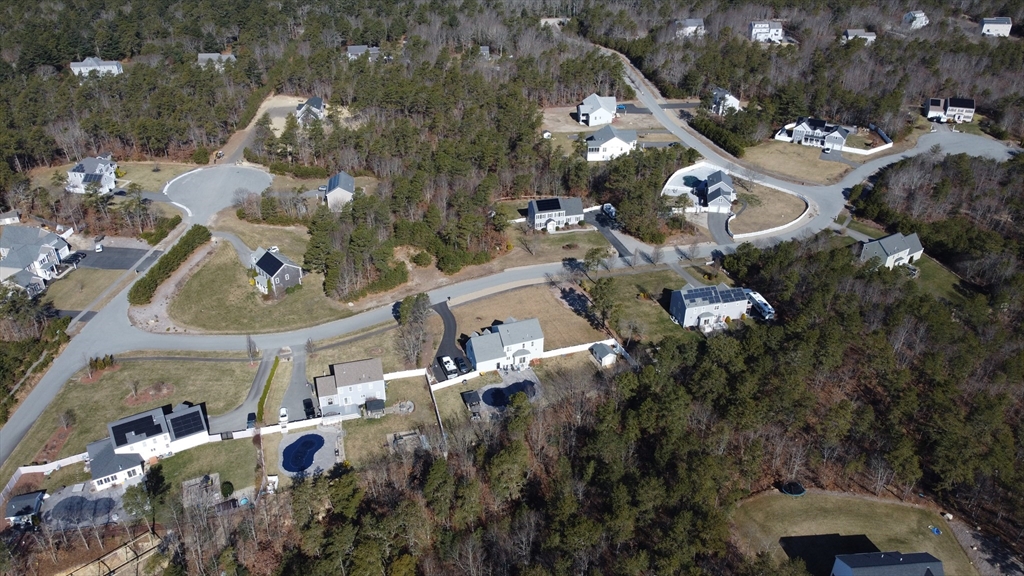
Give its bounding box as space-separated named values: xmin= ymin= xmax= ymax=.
xmin=251 ymin=247 xmax=303 ymax=296
xmin=86 ymin=439 xmax=144 ymax=492
xmin=698 ymin=170 xmax=737 ymax=214
xmin=296 ymin=97 xmax=326 ymax=126
xmin=925 ymin=98 xmax=975 ymax=123
xmin=0 ymin=225 xmax=72 ymax=295
xmin=577 ymin=94 xmax=617 ymax=126
xmin=585 ymin=126 xmax=637 ymax=162
xmin=980 ymin=17 xmax=1012 ymax=37
xmin=67 ymin=153 xmax=118 ymax=194
xmin=347 ymin=45 xmax=381 ymax=60
xmin=527 ymin=197 xmax=585 ymax=231
xmin=843 ymin=29 xmax=876 ymax=44
xmin=903 ymin=11 xmax=929 ymax=29
xmin=0 ymin=209 xmax=20 ymax=226
xmin=750 ymin=20 xmax=784 ymax=43
xmin=673 ymin=18 xmax=706 ymax=38
xmin=70 ymin=57 xmax=123 ymax=76
xmin=467 ymin=318 xmax=545 ymax=372
xmin=830 ymin=551 xmax=943 ymax=576
xmin=591 ymin=342 xmax=618 ymax=368
xmin=197 ymin=53 xmax=236 ymax=70
xmin=859 ymin=232 xmax=924 ymax=270
xmin=314 ymin=358 xmax=386 ymax=419
xmin=325 ymin=170 xmax=356 ymax=211
xmin=670 ymin=283 xmax=751 ymax=333
xmin=711 ymin=88 xmax=741 ymax=115
xmin=779 ymin=117 xmax=849 ymax=150
xmin=5 ymin=491 xmax=46 ymax=527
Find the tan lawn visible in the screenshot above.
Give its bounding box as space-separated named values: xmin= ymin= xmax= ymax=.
xmin=598 ymin=270 xmax=690 ymax=343
xmin=263 ymin=359 xmax=293 ymax=424
xmin=309 ymin=315 xmax=442 ymax=378
xmin=433 ymin=373 xmax=503 ymax=425
xmin=504 ymin=228 xmax=613 ymax=268
xmin=168 ymin=243 xmax=352 ymax=333
xmin=742 ymin=141 xmax=850 ymax=185
xmin=451 ymin=284 xmax=607 ymax=351
xmin=340 ymin=377 xmax=438 ymax=463
xmin=45 ymin=269 xmax=124 ymax=311
xmin=119 ymin=162 xmax=199 ymax=192
xmin=729 ymin=180 xmax=807 ymax=235
xmin=210 ymin=209 xmax=309 ymax=262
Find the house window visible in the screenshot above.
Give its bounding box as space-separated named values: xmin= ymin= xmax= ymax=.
xmin=127 ymin=469 xmax=137 ymax=478
xmin=275 ymin=278 xmax=280 ymax=284
xmin=343 ymin=397 xmax=351 ymax=405
xmin=285 ymin=274 xmax=290 ymax=280
xmin=327 ymin=398 xmax=334 ymax=405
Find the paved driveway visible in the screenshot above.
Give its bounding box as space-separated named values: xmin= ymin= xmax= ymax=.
xmin=163 ymin=165 xmax=272 ymax=226
xmin=78 ymin=247 xmax=158 ymax=270
xmin=707 ymin=213 xmax=732 ymax=245
xmin=431 ymin=302 xmax=468 ymax=382
xmin=584 ymin=212 xmax=631 ymax=258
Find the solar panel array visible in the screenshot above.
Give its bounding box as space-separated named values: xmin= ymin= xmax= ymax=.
xmin=111 ymin=415 xmax=163 ymax=446
xmin=169 ymin=411 xmax=206 ymax=439
xmin=683 ymin=286 xmax=748 ymax=305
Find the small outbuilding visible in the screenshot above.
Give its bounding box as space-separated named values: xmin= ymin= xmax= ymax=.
xmin=365 ymin=398 xmax=386 ymax=419
xmin=5 ymin=490 xmax=46 ymax=527
xmin=591 ymin=342 xmax=618 ymax=367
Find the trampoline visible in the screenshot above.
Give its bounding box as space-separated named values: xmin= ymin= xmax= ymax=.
xmin=282 ymin=434 xmax=325 ymax=473
xmin=781 ymin=481 xmax=807 ymax=497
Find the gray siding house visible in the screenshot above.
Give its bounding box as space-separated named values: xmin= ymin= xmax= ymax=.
xmin=790 ymin=117 xmax=850 ymax=150
xmin=251 ymin=247 xmax=303 ymax=296
xmin=467 ymin=318 xmax=545 ymax=372
xmin=528 ymin=197 xmax=585 ymax=231
xmin=314 ymin=358 xmax=386 ymax=419
xmin=830 ymin=551 xmax=943 ymax=576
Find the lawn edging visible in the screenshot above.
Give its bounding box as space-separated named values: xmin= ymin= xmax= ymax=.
xmin=256 ymin=357 xmax=280 ymax=424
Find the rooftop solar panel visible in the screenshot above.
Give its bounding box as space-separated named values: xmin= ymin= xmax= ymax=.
xmin=535 ymin=198 xmax=561 ymax=212
xmin=111 ymin=415 xmax=163 ymax=446
xmin=169 ymin=411 xmax=205 ymax=439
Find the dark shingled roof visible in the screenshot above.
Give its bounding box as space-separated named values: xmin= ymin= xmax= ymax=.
xmin=461 ymin=390 xmax=481 ymax=407
xmin=834 ymin=551 xmax=944 ymax=576
xmin=365 ymin=398 xmax=386 ymax=413
xmin=255 ymin=251 xmax=284 ymax=277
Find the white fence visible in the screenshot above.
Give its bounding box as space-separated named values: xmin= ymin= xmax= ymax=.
xmin=728 ymin=201 xmax=811 ymax=240
xmin=1 ymin=452 xmax=88 ymax=505
xmin=385 ymin=368 xmax=428 ymax=380
xmin=840 ymin=141 xmax=893 ymax=155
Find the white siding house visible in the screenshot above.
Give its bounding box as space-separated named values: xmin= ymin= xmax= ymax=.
xmin=314 ymin=358 xmax=386 ymax=420
xmin=0 ymin=225 xmax=72 ymax=295
xmin=527 ymin=197 xmax=585 ymax=231
xmin=197 ymin=53 xmax=236 ymax=70
xmin=711 ymin=88 xmax=741 ymax=115
xmin=980 ymin=17 xmax=1012 ymax=37
xmin=577 ymin=94 xmax=617 ymax=126
xmin=325 ymin=171 xmax=356 ymax=211
xmin=859 ymin=232 xmax=924 ymax=270
xmin=669 ymin=283 xmax=751 ymax=333
xmin=296 ymin=97 xmax=326 ymax=126
xmin=467 ymin=318 xmax=544 ymax=372
xmin=673 ymin=18 xmax=706 ymax=38
xmin=70 ymin=57 xmax=123 ymax=76
xmin=778 ymin=117 xmax=849 ymax=150
xmin=585 ymin=126 xmax=637 ymax=162
xmin=843 ymin=29 xmax=877 ymax=44
xmin=903 ymin=11 xmax=929 ymax=29
xmin=750 ymin=20 xmax=784 ymax=42
xmin=67 ymin=153 xmax=118 ymax=194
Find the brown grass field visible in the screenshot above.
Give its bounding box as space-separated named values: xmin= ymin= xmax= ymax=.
xmin=729 ymin=180 xmax=807 ymax=234
xmin=45 ymin=268 xmax=124 ymax=311
xmin=742 ymin=141 xmax=850 ymax=185
xmin=210 ymin=209 xmax=309 ymax=262
xmin=339 ymin=377 xmax=438 ymax=463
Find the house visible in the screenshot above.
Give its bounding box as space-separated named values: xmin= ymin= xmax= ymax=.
xmin=591 ymin=342 xmax=618 ymax=367
xmin=325 ymin=170 xmax=356 ymax=211
xmin=670 ymin=283 xmax=751 ymax=333
xmin=0 ymin=225 xmax=72 ymax=294
xmin=466 ymin=318 xmax=544 ymax=372
xmin=251 ymin=247 xmax=303 ymax=296
xmin=980 ymin=17 xmax=1012 ymax=37
xmin=0 ymin=209 xmax=19 ymax=226
xmin=479 ymin=46 xmax=491 ymax=59
xmin=67 ymin=153 xmax=118 ymax=194
xmin=577 ymin=93 xmax=617 ymax=126
xmin=695 ymin=170 xmax=737 ymax=214
xmin=925 ymin=98 xmax=947 ymax=120
xmin=527 ymin=197 xmax=585 ymax=231
xmin=365 ymin=398 xmax=386 ymax=419
xmin=790 ymin=117 xmax=850 ymax=150
xmin=843 ymin=29 xmax=877 ymax=44
xmin=197 ymin=53 xmax=236 ymax=70
xmin=86 ymin=438 xmax=144 ymax=492
xmin=296 ymin=97 xmax=326 ymax=126
xmin=903 ymin=11 xmax=929 ymax=29
xmin=831 ymin=551 xmax=943 ymax=576
xmin=859 ymin=232 xmax=923 ymax=270
xmin=673 ymin=18 xmax=706 ymax=38
xmin=347 ymin=45 xmax=381 ymax=61
xmin=70 ymin=57 xmax=123 ymax=76
xmin=750 ymin=20 xmax=784 ymax=43
xmin=711 ymin=88 xmax=741 ymax=115
xmin=585 ymin=126 xmax=638 ymax=162
xmin=314 ymin=358 xmax=386 ymax=419
xmin=461 ymin=390 xmax=481 ymax=411
xmin=925 ymin=98 xmax=975 ymax=123
xmin=5 ymin=490 xmax=45 ymax=527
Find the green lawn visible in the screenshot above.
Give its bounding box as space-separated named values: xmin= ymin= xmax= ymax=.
xmin=0 ymin=359 xmax=256 ymax=488
xmin=159 ymin=439 xmax=258 ymax=494
xmin=45 ymin=268 xmax=124 ymax=311
xmin=168 ymin=243 xmax=353 ymax=333
xmin=846 ymin=219 xmax=885 ymax=239
xmin=915 ymin=255 xmax=966 ymax=305
xmin=602 ymin=270 xmax=690 ymax=344
xmin=341 ymin=377 xmax=438 ymax=464
xmin=733 ymin=492 xmax=976 ymax=576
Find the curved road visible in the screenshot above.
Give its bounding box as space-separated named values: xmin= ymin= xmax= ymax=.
xmin=0 ymin=68 xmax=1020 ymax=468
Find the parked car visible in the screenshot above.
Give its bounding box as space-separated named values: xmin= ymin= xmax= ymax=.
xmin=438 ymin=356 xmax=458 ymax=379
xmin=455 ymin=357 xmax=470 ymax=374
xmin=94 ymin=244 xmax=103 ymax=252
xmin=279 ymin=408 xmax=288 ymax=425
xmin=317 ymin=185 xmax=328 ymax=192
xmin=303 ymin=398 xmax=316 ymax=419
xmin=246 ymin=412 xmax=256 ymax=429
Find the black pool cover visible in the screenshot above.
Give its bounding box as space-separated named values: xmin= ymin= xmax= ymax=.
xmin=282 ymin=434 xmax=325 ymax=473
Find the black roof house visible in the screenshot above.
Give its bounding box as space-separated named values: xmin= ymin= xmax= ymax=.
xmin=833 ymin=551 xmax=944 ymax=576
xmin=251 ymin=247 xmax=303 ymax=295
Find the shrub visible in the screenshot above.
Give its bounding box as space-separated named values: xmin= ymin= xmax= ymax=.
xmin=191 ymin=146 xmax=210 ymax=165
xmin=284 ymin=284 xmax=303 ymax=295
xmin=128 ymin=225 xmax=212 ymax=305
xmin=411 ymin=251 xmax=432 ymax=267
xmin=563 ymin=243 xmax=579 ymax=250
xmin=221 ymin=481 xmax=234 ymax=498
xmin=255 ymin=357 xmax=280 ymax=424
xmin=140 ymin=215 xmax=183 ymax=245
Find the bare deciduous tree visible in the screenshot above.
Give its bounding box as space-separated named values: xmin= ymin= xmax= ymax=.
xmin=246 ymin=335 xmax=259 ymax=365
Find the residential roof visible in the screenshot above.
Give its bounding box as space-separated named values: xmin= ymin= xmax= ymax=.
xmin=253 ymin=248 xmax=300 ymax=277
xmin=752 ymin=20 xmax=783 ymax=29
xmin=328 ymin=171 xmax=355 ymax=193
xmin=298 ymin=96 xmax=324 ymax=112
xmin=531 ymin=197 xmax=584 ymax=217
xmin=679 ymin=18 xmax=704 ymax=28
xmin=87 ymin=438 xmax=144 ymax=480
xmin=834 ymin=551 xmax=944 ymax=576
xmin=8 ymin=269 xmax=43 ymax=290
xmin=678 ymin=283 xmax=748 ymax=307
xmin=5 ymin=490 xmax=45 ymax=519
xmin=587 ymin=125 xmax=638 ymax=147
xmin=0 ymin=209 xmax=20 ymax=222
xmin=480 ymin=46 xmax=490 ymax=57
xmin=461 ymin=390 xmax=481 ymax=406
xmin=982 ymin=17 xmax=1012 ymax=25
xmin=469 ymin=331 xmax=506 ymax=363
xmin=711 ymin=87 xmax=735 ymax=101
xmin=0 ymin=225 xmax=69 ymax=271
xmin=347 ymin=45 xmax=381 ymax=57
xmin=592 ymin=342 xmax=616 ymax=358
xmin=860 ymin=232 xmax=924 ymax=262
xmin=706 ymin=170 xmax=733 ymax=190
xmin=495 ymin=318 xmax=543 ymax=347
xmin=316 ymin=358 xmax=384 ymax=397
xmin=108 ymin=403 xmax=208 ymax=448
xmin=70 ymin=155 xmax=114 ymax=175
xmin=366 ymin=398 xmax=386 ymax=412
xmin=578 ymin=93 xmax=617 ymax=116
xmin=947 ymin=97 xmax=975 ymax=109
xmin=71 ymin=57 xmax=122 ymax=70
xmin=197 ymin=53 xmax=236 ymax=65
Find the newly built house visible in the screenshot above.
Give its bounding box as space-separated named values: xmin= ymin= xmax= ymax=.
xmin=314 ymin=358 xmax=386 ymax=420
xmin=70 ymin=57 xmax=122 ymax=76
xmin=577 ymin=94 xmax=617 ymax=126
xmin=750 ymin=20 xmax=784 ymax=42
xmin=673 ymin=18 xmax=706 ymax=38
xmin=859 ymin=232 xmax=924 ymax=270
xmin=980 ymin=17 xmax=1012 ymax=37
xmin=585 ymin=126 xmax=638 ymax=161
xmin=903 ymin=11 xmax=929 ymax=29
xmin=711 ymin=88 xmax=741 ymax=115
xmin=843 ymin=29 xmax=877 ymax=44
xmin=5 ymin=491 xmax=45 ymax=527
xmin=527 ymin=197 xmax=585 ymax=231
xmin=347 ymin=45 xmax=381 ymax=60
xmin=778 ymin=117 xmax=850 ymax=150
xmin=325 ymin=170 xmax=356 ymax=211
xmin=467 ymin=318 xmax=545 ymax=372
xmin=296 ymin=97 xmax=326 ymax=126
xmin=197 ymin=53 xmax=236 ymax=70
xmin=670 ymin=283 xmax=752 ymax=333
xmin=0 ymin=224 xmax=72 ymax=296
xmin=67 ymin=153 xmax=118 ymax=194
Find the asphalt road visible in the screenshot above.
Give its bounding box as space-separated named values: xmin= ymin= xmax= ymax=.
xmin=208 ymin=353 xmax=273 ymax=434
xmin=707 ymin=213 xmax=732 ymax=245
xmin=79 ymin=247 xmax=157 ymax=270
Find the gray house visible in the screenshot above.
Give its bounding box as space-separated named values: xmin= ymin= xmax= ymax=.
xmin=5 ymin=490 xmax=45 ymax=527
xmin=296 ymin=97 xmax=326 ymax=126
xmin=0 ymin=225 xmax=72 ymax=294
xmin=699 ymin=170 xmax=737 ymax=213
xmin=830 ymin=551 xmax=943 ymax=576
xmin=859 ymin=232 xmax=923 ymax=270
xmin=197 ymin=53 xmax=236 ymax=70
xmin=528 ymin=197 xmax=585 ymax=231
xmin=314 ymin=358 xmax=386 ymax=420
xmin=347 ymin=45 xmax=381 ymax=61
xmin=467 ymin=318 xmax=545 ymax=372
xmin=325 ymin=170 xmax=356 ymax=211
xmin=790 ymin=117 xmax=849 ymax=150
xmin=251 ymin=247 xmax=303 ymax=296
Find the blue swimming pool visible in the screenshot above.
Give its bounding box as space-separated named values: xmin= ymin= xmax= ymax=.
xmin=282 ymin=434 xmax=325 ymax=473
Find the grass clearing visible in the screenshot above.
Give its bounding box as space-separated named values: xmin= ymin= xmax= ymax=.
xmin=261 ymin=433 xmax=284 ymax=485
xmin=168 ymin=243 xmax=352 ymax=333
xmin=120 ymin=162 xmax=198 ymax=192
xmin=309 ymin=316 xmax=442 ymax=379
xmin=742 ymin=141 xmax=850 ymax=185
xmin=451 ymin=284 xmax=607 ymax=351
xmin=434 ymin=373 xmax=503 ymax=425
xmin=40 ymin=462 xmax=92 ymax=492
xmin=600 ymin=270 xmax=689 ymax=344
xmin=505 ymin=228 xmax=613 ymax=267
xmin=45 ymin=268 xmax=124 ymax=311
xmin=0 ymin=360 xmax=255 ymax=487
xmin=915 ymin=255 xmax=967 ymax=305
xmin=210 ymin=209 xmax=309 ymax=262
xmin=730 ymin=180 xmax=807 ymax=234
xmin=687 ymin=265 xmax=733 ymax=286
xmin=846 ymin=219 xmax=885 ymax=239
xmin=732 ymin=492 xmax=977 ymax=576
xmin=341 ymin=376 xmax=437 ymax=463
xmin=533 ymin=352 xmax=598 ymax=385
xmin=159 ymin=438 xmax=258 ymax=494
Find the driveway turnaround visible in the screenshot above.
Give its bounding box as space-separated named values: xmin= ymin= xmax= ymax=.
xmin=430 ymin=302 xmax=467 ymax=382
xmin=79 ymin=247 xmax=157 ymax=270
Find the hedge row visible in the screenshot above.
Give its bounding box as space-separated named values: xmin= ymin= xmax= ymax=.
xmin=140 ymin=215 xmax=183 ymax=245
xmin=690 ymin=117 xmax=746 ymax=157
xmin=127 ymin=224 xmax=212 ymax=305
xmin=256 ymin=357 xmax=280 ymax=424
